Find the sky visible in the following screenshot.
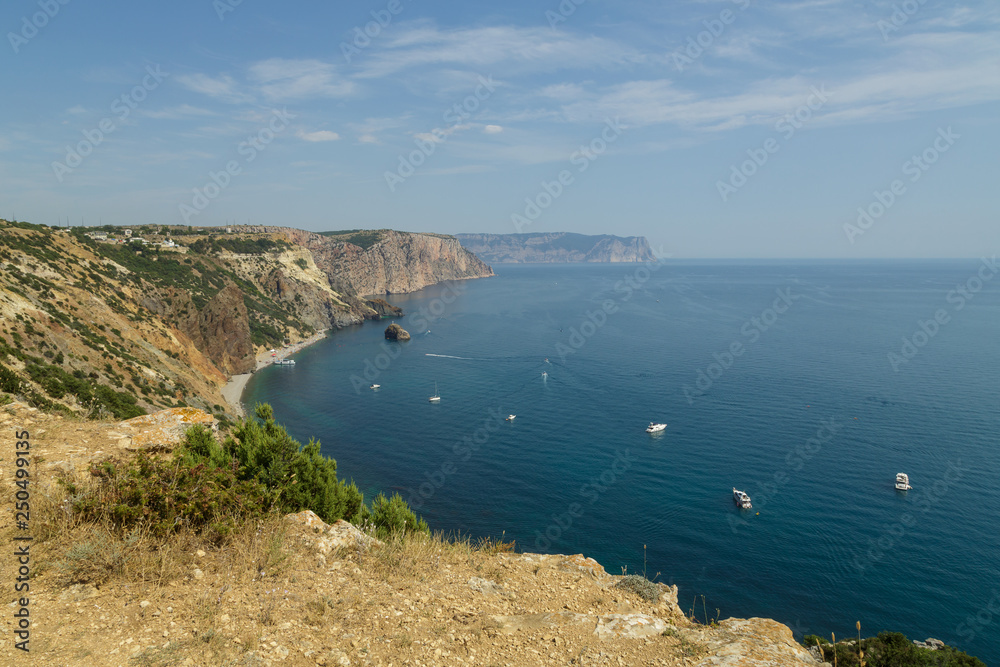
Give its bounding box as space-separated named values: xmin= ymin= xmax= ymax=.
xmin=1 ymin=0 xmax=998 ymax=257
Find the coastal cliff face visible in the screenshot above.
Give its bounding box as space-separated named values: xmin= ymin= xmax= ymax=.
xmin=279 ymin=227 xmax=494 ymax=295
xmin=457 ymin=232 xmax=656 ymax=263
xmin=0 ymin=221 xmax=491 ymax=419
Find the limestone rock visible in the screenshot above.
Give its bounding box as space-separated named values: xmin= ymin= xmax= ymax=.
xmin=284 ymin=510 xmax=382 ymax=564
xmin=384 ymin=322 xmax=410 ymax=341
xmin=594 ymin=613 xmax=668 ymax=640
xmin=365 ymin=298 xmax=403 ymax=319
xmin=117 ymin=407 xmax=216 ymax=449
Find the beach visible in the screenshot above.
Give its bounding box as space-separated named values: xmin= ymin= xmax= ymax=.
xmin=221 ymin=330 xmax=328 ymax=418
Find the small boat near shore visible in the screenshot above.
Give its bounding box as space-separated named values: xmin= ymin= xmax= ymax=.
xmin=646 ymin=422 xmax=667 ymax=433
xmin=733 ymin=487 xmax=752 ymax=509
xmin=895 ymin=472 xmax=912 ymax=491
xmin=274 ymin=359 xmax=295 ymax=366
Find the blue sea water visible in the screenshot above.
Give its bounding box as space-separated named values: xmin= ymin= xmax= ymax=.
xmin=244 ymin=260 xmax=1000 ymax=664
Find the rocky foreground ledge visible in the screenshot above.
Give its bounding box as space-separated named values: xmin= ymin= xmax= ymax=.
xmin=0 ymin=402 xmax=822 ymax=666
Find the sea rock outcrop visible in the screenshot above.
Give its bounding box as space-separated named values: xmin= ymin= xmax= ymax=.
xmin=365 ymin=298 xmax=403 ymax=319
xmin=384 ymin=322 xmax=410 ymax=340
xmin=457 ymin=232 xmax=657 ymax=263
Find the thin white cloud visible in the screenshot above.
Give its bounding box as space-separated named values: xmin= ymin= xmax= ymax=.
xmin=66 ymin=105 xmax=87 ymax=115
xmin=483 ymin=125 xmax=503 ymax=134
xmin=142 ymin=105 xmax=217 ymax=120
xmin=248 ymin=58 xmax=355 ymax=100
xmin=355 ymin=24 xmax=645 ymax=79
xmin=297 ymin=130 xmax=340 ymax=142
xmin=175 ymin=73 xmax=254 ymax=104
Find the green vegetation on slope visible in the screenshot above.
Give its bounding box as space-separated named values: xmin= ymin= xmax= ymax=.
xmin=67 ymin=403 xmax=428 ymax=543
xmin=803 ymin=632 xmax=985 ymax=667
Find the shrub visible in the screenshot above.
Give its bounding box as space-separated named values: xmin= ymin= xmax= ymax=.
xmin=614 ymin=574 xmax=660 ymax=601
xmin=71 ymin=453 xmax=272 ymax=542
xmin=0 ymin=363 xmax=20 ymax=394
xmin=363 ymin=493 xmax=430 ymax=538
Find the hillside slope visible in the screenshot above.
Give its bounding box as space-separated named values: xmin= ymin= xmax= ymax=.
xmin=0 ymin=221 xmax=492 ymax=421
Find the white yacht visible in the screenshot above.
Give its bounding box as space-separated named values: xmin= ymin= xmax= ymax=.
xmin=506 ymin=414 xmax=516 ymax=421
xmin=733 ymin=488 xmax=752 ymax=509
xmin=370 ymin=384 xmax=380 ymax=389
xmin=274 ymin=359 xmax=295 ymax=366
xmin=895 ymin=473 xmax=912 ymax=491
xmin=429 ymin=382 xmax=441 ymax=403
xmin=646 ymin=422 xmax=667 ymax=433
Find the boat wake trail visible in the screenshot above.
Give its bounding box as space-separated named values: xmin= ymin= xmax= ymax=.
xmin=425 ymin=353 xmax=477 ymax=360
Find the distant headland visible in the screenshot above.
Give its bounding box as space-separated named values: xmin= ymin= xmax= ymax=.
xmin=456 ymin=232 xmax=656 ymax=263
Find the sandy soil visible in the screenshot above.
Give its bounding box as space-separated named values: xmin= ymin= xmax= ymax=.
xmin=220 ymin=330 xmax=329 ymax=418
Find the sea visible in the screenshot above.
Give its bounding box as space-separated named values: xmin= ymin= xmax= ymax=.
xmin=244 ymin=260 xmax=1000 ymax=664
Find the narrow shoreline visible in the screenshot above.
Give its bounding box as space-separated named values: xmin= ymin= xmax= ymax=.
xmin=221 ymin=329 xmax=330 ymax=418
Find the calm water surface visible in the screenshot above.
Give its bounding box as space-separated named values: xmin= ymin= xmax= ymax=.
xmin=245 ymin=260 xmax=1000 ymax=663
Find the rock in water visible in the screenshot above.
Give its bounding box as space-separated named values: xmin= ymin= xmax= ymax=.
xmin=384 ymin=323 xmax=410 ymax=341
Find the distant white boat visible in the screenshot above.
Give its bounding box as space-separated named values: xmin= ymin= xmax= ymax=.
xmin=370 ymin=384 xmax=380 ymax=389
xmin=429 ymin=382 xmax=441 ymax=403
xmin=506 ymin=414 xmax=516 ymax=421
xmin=274 ymin=359 xmax=295 ymax=366
xmin=733 ymin=488 xmax=752 ymax=509
xmin=646 ymin=422 xmax=667 ymax=433
xmin=895 ymin=472 xmax=912 ymax=491
xmin=542 ymin=371 xmax=548 ymax=378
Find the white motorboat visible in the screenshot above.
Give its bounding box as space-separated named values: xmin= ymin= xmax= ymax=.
xmin=274 ymin=359 xmax=295 ymax=366
xmin=895 ymin=472 xmax=912 ymax=491
xmin=370 ymin=384 xmax=380 ymax=389
xmin=733 ymin=488 xmax=752 ymax=509
xmin=646 ymin=422 xmax=667 ymax=433
xmin=542 ymin=371 xmax=548 ymax=378
xmin=506 ymin=414 xmax=516 ymax=421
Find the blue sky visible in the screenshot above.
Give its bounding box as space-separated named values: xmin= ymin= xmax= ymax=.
xmin=1 ymin=0 xmax=997 ymax=257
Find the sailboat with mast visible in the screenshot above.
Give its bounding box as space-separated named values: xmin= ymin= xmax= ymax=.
xmin=429 ymin=382 xmax=441 ymax=403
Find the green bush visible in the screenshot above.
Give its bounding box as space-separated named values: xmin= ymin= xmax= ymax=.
xmin=805 ymin=631 xmax=985 ymax=667
xmin=0 ymin=363 xmax=20 ymax=394
xmin=70 ymin=454 xmax=272 ymax=542
xmin=363 ymin=492 xmax=429 ymax=538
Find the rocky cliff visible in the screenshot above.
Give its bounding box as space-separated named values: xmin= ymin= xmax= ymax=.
xmin=457 ymin=232 xmax=656 ymax=263
xmin=0 ymin=221 xmax=492 ymax=420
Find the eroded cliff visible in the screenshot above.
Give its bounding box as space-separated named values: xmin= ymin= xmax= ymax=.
xmin=457 ymin=232 xmax=656 ymax=263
